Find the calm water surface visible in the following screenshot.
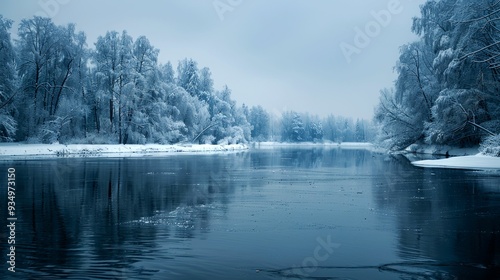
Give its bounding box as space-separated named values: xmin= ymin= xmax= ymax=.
xmin=1 ymin=147 xmax=499 ymax=279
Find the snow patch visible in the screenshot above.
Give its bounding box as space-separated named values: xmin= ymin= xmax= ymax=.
xmin=412 ymin=154 xmax=500 ymax=170
xmin=0 ymin=143 xmax=248 ymax=159
xmin=405 ymin=144 xmax=478 ymax=157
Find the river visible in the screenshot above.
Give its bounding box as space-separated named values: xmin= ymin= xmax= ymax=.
xmin=1 ymin=146 xmax=499 ymax=279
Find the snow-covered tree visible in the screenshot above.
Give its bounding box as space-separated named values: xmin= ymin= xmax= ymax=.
xmin=291 ymin=113 xmax=305 ymax=142
xmin=374 ymin=88 xmax=423 ymax=149
xmin=93 ymin=30 xmax=120 ymax=139
xmin=202 ymin=85 xmax=250 ymax=144
xmin=425 ymin=89 xmax=490 ymax=146
xmin=308 ymin=121 xmax=323 ymax=142
xmin=323 ymin=115 xmax=338 ymax=142
xmin=165 ymin=83 xmax=210 ymax=142
xmin=299 ymin=113 xmax=323 ymax=142
xmin=376 ymin=0 xmax=500 ymax=149
xmin=93 ymin=30 xmax=137 ymax=143
xmin=16 ymin=17 xmax=87 ymax=142
xmin=1 ymin=14 xmax=382 ymax=146
xmin=280 ymin=111 xmax=305 ymax=142
xmin=177 ymin=58 xmax=200 ymax=97
xmin=52 ymin=29 xmax=89 ymax=143
xmin=249 ymin=105 xmax=270 ymax=141
xmin=0 ymin=16 xmax=17 ymax=141
xmin=160 ymin=61 xmax=175 ymax=84
xmin=355 ymin=119 xmax=365 ymax=142
xmin=480 ymin=133 xmax=500 ymax=156
xmin=120 ymin=35 xmax=160 ymax=144
xmin=198 ymin=67 xmax=214 ymax=103
xmin=417 ymin=0 xmax=500 ymax=141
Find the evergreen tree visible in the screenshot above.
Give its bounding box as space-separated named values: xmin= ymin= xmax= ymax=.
xmin=292 ymin=113 xmax=305 ymax=142
xmin=177 ymin=58 xmax=199 ymax=97
xmin=249 ymin=105 xmax=270 ymax=141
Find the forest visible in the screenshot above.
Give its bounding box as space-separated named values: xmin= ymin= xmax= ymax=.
xmin=0 ymin=15 xmax=373 ymax=145
xmin=374 ymin=0 xmax=500 ymax=155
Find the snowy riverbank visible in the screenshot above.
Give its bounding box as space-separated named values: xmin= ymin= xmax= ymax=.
xmin=412 ymin=154 xmax=500 ymax=170
xmin=0 ymin=143 xmax=248 ymax=159
xmin=405 ymin=143 xmax=479 ymax=157
xmin=402 ymin=143 xmax=500 ymax=170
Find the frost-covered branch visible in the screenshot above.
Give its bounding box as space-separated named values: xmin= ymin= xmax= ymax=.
xmin=459 ymin=41 xmax=500 ymax=61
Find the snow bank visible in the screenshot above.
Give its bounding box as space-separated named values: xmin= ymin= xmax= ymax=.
xmin=405 ymin=143 xmax=479 ymax=156
xmin=0 ymin=143 xmax=248 ymax=159
xmin=412 ymin=154 xmax=500 ymax=170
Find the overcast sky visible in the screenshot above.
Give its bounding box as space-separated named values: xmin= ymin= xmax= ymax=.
xmin=2 ymin=0 xmax=426 ymax=119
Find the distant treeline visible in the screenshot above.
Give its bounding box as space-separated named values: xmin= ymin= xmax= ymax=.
xmin=0 ymin=15 xmax=373 ymax=144
xmin=259 ymin=111 xmax=375 ymax=143
xmin=374 ymin=0 xmax=500 ymax=154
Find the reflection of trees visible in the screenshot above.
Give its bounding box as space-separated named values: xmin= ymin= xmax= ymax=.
xmin=7 ymin=153 xmax=249 ymax=277
xmin=253 ymin=147 xmax=370 ymax=170
xmin=287 ymin=148 xmax=324 ymax=168
xmin=371 ymin=155 xmax=500 ymax=277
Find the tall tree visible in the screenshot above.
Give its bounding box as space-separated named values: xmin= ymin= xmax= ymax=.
xmin=54 ymin=29 xmax=89 ymax=142
xmin=17 ymin=17 xmax=85 ymax=142
xmin=376 ymin=0 xmax=500 ymax=149
xmin=0 ymin=16 xmax=17 ymax=141
xmin=177 ymin=58 xmax=199 ymax=97
xmin=198 ymin=67 xmax=214 ymax=103
xmin=124 ymin=35 xmax=159 ymax=144
xmin=94 ymin=30 xmax=136 ymax=143
xmin=249 ymin=105 xmax=270 ymax=141
xmin=160 ymin=61 xmax=175 ymax=84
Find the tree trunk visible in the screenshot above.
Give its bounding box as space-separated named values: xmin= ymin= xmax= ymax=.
xmin=94 ymin=102 xmax=100 ymax=133
xmin=109 ymin=98 xmax=114 ymax=134
xmin=118 ymin=105 xmax=122 ymax=144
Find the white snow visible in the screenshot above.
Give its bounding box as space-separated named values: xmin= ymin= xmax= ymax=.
xmin=412 ymin=154 xmax=500 ymax=170
xmin=405 ymin=143 xmax=479 ymax=156
xmin=0 ymin=143 xmax=248 ymax=159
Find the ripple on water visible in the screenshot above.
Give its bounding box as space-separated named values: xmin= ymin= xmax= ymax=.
xmin=124 ymin=203 xmax=225 ymax=230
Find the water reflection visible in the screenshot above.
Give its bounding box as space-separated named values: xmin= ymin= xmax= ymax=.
xmin=251 ymin=147 xmax=370 ymax=170
xmin=0 ymin=148 xmax=498 ymax=279
xmin=372 ymin=154 xmax=500 ymax=278
xmin=0 ymin=153 xmax=249 ymax=279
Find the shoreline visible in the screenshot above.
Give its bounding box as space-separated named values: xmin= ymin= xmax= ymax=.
xmin=401 ymin=144 xmax=500 ymax=170
xmin=404 ymin=143 xmax=479 ymax=157
xmin=0 ymin=142 xmax=375 ymax=159
xmin=0 ymin=143 xmax=249 ymax=159
xmin=411 ymin=155 xmax=500 ymax=170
